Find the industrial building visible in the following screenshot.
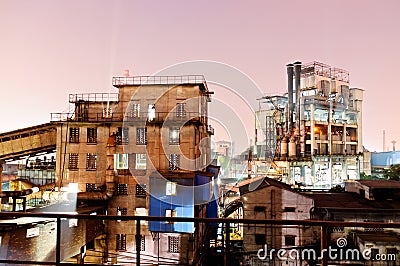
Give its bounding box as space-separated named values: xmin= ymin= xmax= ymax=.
xmin=255 ymin=61 xmax=370 ymax=189
xmin=0 ymin=74 xmax=218 ymax=264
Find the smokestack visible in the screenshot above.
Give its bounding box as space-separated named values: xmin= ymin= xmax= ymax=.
xmin=286 ymin=64 xmax=294 ymax=132
xmin=294 ymin=61 xmax=302 ymax=130
xmin=392 ymin=140 xmax=396 ymax=151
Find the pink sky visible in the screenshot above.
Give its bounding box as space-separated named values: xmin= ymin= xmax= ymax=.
xmin=1 ymin=0 xmax=399 ymax=152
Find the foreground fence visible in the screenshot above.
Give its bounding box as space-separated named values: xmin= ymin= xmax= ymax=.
xmin=0 ymin=212 xmax=399 ymax=266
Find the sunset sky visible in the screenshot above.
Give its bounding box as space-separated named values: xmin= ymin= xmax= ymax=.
xmin=1 ymin=0 xmax=399 ymax=153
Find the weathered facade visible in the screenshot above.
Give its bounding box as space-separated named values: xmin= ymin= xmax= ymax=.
xmin=50 ymin=75 xmax=215 ymax=264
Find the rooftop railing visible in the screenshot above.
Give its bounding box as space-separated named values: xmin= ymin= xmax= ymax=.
xmin=112 ymin=75 xmax=207 ymax=87
xmin=69 ymin=93 xmax=119 ymax=103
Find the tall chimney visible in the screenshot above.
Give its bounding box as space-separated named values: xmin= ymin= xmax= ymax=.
xmin=294 ymin=61 xmax=302 ymax=131
xmin=287 ymin=64 xmax=294 ymax=132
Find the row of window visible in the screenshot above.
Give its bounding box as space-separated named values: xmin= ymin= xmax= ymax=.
xmin=127 ymin=103 xmax=186 ymax=119
xmin=115 ymin=234 xmax=180 ymax=253
xmin=69 ymin=127 xmax=181 ymax=145
xmin=69 ymin=153 xmax=181 ymax=171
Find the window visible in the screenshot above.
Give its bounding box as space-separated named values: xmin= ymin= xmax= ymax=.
xmin=116 ymin=234 xmax=126 ymax=250
xmin=169 ymin=128 xmax=180 ymax=145
xmin=371 ymin=248 xmax=379 ymax=259
xmin=148 ymin=104 xmax=156 ymax=121
xmin=135 ymin=154 xmax=147 ymax=170
xmin=136 ymin=184 xmax=147 ymax=197
xmin=255 ymin=234 xmax=266 ymax=245
xmin=86 ymin=183 xmax=96 ymax=192
xmin=285 ymin=235 xmax=296 ymax=246
xmin=114 ymin=154 xmax=129 ymax=170
xmin=129 ymin=103 xmax=140 ymax=118
xmin=117 ymin=207 xmax=128 ymax=216
xmin=86 ymin=153 xmax=97 ymax=170
xmin=169 ymin=154 xmax=180 ymax=170
xmin=168 ymin=236 xmax=181 ymax=253
xmin=165 ymin=209 xmax=177 ymax=224
xmin=116 ymin=184 xmax=128 ymax=195
xmin=103 ymin=107 xmax=113 ymax=118
xmin=68 ymin=153 xmax=79 ymax=169
xmin=166 ymin=182 xmax=177 ymax=196
xmin=254 ymin=206 xmax=266 ymax=212
xmin=136 ymin=128 xmax=147 ymax=145
xmin=176 ymin=103 xmax=186 ymax=117
xmin=69 ymin=128 xmax=80 ymax=143
xmin=283 ymin=207 xmax=296 ymax=212
xmin=116 ymin=127 xmax=129 ymax=145
xmin=87 ymin=128 xmax=97 ymax=143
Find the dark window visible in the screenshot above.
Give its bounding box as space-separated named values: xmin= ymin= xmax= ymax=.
xmin=87 ymin=128 xmax=97 ymax=143
xmin=283 ymin=207 xmax=296 ymax=212
xmin=285 ymin=235 xmax=296 ymax=246
xmin=136 ymin=128 xmax=147 ymax=145
xmin=136 ymin=184 xmax=147 ymax=197
xmin=86 ymin=183 xmax=96 ymax=192
xmin=371 ymin=248 xmax=379 ymax=260
xmin=116 ymin=234 xmax=126 ymax=250
xmin=86 ymin=153 xmax=97 ymax=170
xmin=168 ymin=236 xmax=181 ymax=253
xmin=69 ymin=128 xmax=80 ymax=143
xmin=387 ymin=248 xmax=398 ymax=255
xmin=116 ymin=184 xmax=128 ymax=195
xmin=116 ymin=127 xmax=129 ymax=145
xmin=254 ymin=206 xmax=266 ymax=212
xmin=169 ymin=128 xmax=180 ymax=145
xmin=169 ymin=154 xmax=180 ymax=170
xmin=117 ymin=207 xmax=128 ymax=216
xmin=176 ymin=103 xmax=186 ymax=117
xmin=68 ymin=153 xmax=79 ymax=169
xmin=255 ymin=234 xmax=266 ymax=245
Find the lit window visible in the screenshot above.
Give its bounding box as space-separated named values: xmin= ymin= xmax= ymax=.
xmin=165 ymin=209 xmax=177 ymax=224
xmin=114 ymin=154 xmax=129 ymax=170
xmin=169 ymin=128 xmax=180 ymax=145
xmin=169 ymin=154 xmax=180 ymax=170
xmin=69 ymin=128 xmax=80 ymax=143
xmin=148 ymin=104 xmax=156 ymax=121
xmin=117 ymin=207 xmax=127 ymax=216
xmin=168 ymin=236 xmax=181 ymax=253
xmin=86 ymin=153 xmax=97 ymax=170
xmin=176 ymin=103 xmax=186 ymax=117
xmin=87 ymin=128 xmax=97 ymax=143
xmin=136 ymin=128 xmax=147 ymax=145
xmin=166 ymin=182 xmax=177 ymax=196
xmin=68 ymin=153 xmax=79 ymax=169
xmin=135 ymin=154 xmax=147 ymax=170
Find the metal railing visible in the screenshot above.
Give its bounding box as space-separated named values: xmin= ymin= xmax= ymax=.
xmin=0 ymin=212 xmax=399 ymax=266
xmin=112 ymin=75 xmax=207 ymax=87
xmin=69 ymin=93 xmax=119 ymax=103
xmin=50 ymin=111 xmax=207 ymax=124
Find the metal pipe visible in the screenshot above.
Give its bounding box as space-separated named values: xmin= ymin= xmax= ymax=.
xmin=294 ymin=61 xmax=302 ymax=131
xmin=286 ymin=64 xmax=294 ymax=132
